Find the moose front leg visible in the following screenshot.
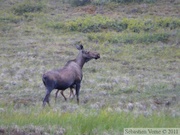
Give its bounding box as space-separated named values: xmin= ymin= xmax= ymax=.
xmin=75 ymin=83 xmax=81 ymax=104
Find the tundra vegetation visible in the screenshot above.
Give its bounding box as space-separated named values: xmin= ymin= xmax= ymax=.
xmin=0 ymin=0 xmax=180 ymax=134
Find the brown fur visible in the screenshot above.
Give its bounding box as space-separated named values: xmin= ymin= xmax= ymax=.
xmin=42 ymin=45 xmax=100 ymax=107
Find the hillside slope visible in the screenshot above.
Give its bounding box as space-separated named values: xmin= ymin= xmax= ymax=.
xmin=0 ymin=0 xmax=180 ymax=134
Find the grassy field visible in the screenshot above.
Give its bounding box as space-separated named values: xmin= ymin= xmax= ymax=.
xmin=0 ymin=0 xmax=180 ymax=134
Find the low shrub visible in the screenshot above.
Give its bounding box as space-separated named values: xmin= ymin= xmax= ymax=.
xmin=156 ymin=17 xmax=180 ymax=30
xmin=69 ymin=0 xmax=91 ymax=6
xmin=48 ymin=16 xmax=179 ymax=33
xmin=12 ymin=1 xmax=45 ymax=15
xmin=65 ymin=15 xmax=113 ymax=32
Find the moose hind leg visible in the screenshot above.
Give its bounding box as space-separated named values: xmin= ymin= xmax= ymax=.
xmin=60 ymin=91 xmax=67 ymax=101
xmin=55 ymin=90 xmax=60 ymax=103
xmin=69 ymin=87 xmax=75 ymax=99
xmin=43 ymin=88 xmax=52 ymax=107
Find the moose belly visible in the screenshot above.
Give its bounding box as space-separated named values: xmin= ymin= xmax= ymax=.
xmin=55 ymin=80 xmax=74 ymax=90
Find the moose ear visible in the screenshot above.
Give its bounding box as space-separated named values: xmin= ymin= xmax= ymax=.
xmin=76 ymin=44 xmax=84 ymax=50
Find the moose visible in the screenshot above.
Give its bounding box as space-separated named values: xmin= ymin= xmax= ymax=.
xmin=42 ymin=45 xmax=100 ymax=107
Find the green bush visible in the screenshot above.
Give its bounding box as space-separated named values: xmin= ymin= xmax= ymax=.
xmin=13 ymin=1 xmax=45 ymax=15
xmin=65 ymin=15 xmax=113 ymax=32
xmin=69 ymin=0 xmax=91 ymax=6
xmin=46 ymin=15 xmax=180 ymax=35
xmin=156 ymin=17 xmax=180 ymax=30
xmin=122 ymin=18 xmax=144 ymax=33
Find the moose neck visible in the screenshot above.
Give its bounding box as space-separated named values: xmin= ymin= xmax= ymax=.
xmin=75 ymin=51 xmax=86 ymax=69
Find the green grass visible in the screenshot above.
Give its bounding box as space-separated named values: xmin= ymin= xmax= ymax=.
xmin=88 ymin=31 xmax=171 ymax=44
xmin=0 ymin=108 xmax=179 ymax=135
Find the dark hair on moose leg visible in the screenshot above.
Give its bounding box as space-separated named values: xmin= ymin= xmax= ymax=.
xmin=55 ymin=85 xmax=75 ymax=102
